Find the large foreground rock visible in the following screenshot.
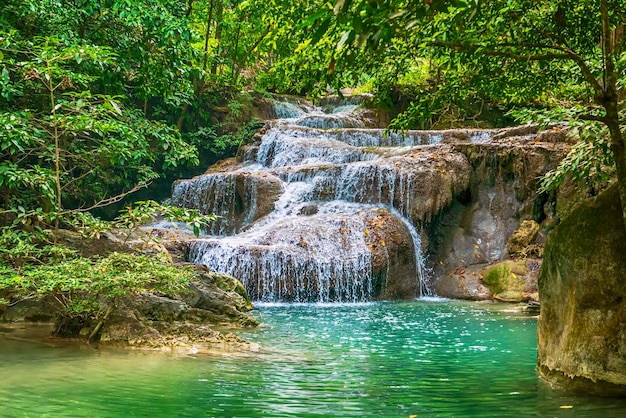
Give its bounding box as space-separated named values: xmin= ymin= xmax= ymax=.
xmin=537 ymin=185 xmax=626 ymax=395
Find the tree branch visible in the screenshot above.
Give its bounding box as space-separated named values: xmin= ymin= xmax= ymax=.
xmin=578 ymin=114 xmax=607 ymax=122
xmin=61 ymin=169 xmax=95 ymax=191
xmin=70 ymin=182 xmax=151 ymax=213
xmin=430 ymin=40 xmax=605 ymax=94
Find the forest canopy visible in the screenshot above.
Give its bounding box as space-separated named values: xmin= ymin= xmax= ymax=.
xmin=1 ymin=0 xmax=625 ymax=226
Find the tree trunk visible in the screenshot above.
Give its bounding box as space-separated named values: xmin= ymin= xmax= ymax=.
xmin=186 ymin=0 xmax=194 ymax=17
xmin=606 ymin=112 xmax=626 ymax=228
xmin=211 ymin=1 xmax=223 ymax=75
xmin=202 ymin=0 xmax=215 ymax=72
xmin=231 ymin=22 xmax=242 ymax=85
xmin=600 ymin=0 xmax=626 ymax=229
xmin=47 ymin=68 xmax=62 ymax=238
xmin=88 ymin=302 xmax=116 ymax=343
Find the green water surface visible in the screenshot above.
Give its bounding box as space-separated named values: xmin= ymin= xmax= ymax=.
xmin=1 ymin=300 xmax=625 ymax=417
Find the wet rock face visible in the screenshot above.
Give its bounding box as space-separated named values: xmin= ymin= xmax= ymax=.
xmin=171 ymin=171 xmax=283 ymax=236
xmin=187 ymin=205 xmax=421 ymax=302
xmin=433 ymin=264 xmax=492 ymax=300
xmin=425 ymin=135 xmax=569 ymax=292
xmin=537 ymin=186 xmax=626 ymax=395
xmin=173 ymin=96 xmax=571 ymax=302
xmin=364 ymin=210 xmax=419 ymax=299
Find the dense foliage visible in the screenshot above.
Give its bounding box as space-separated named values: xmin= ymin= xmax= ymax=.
xmin=0 ymin=200 xmax=214 ymax=340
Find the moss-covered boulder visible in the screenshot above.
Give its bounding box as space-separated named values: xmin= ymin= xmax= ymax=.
xmin=537 ymin=185 xmax=626 ymax=395
xmin=100 ymin=265 xmax=259 ymax=349
xmin=482 ymin=260 xmax=533 ymax=301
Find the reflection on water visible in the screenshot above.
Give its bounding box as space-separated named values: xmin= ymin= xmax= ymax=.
xmin=1 ymin=301 xmax=626 ymax=417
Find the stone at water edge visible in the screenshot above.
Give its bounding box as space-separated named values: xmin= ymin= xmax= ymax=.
xmin=99 ymin=265 xmax=258 ymax=349
xmin=537 ymin=185 xmax=626 ymax=395
xmin=433 ymin=264 xmax=492 ymax=300
xmin=432 ymin=259 xmax=540 ymax=302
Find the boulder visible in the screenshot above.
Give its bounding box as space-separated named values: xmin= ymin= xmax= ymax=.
xmin=171 ymin=171 xmax=283 ymax=235
xmin=482 ymin=259 xmax=539 ymax=302
xmin=1 ymin=231 xmax=259 ymax=351
xmin=433 ymin=259 xmax=541 ymax=302
xmin=537 ymin=185 xmax=626 ymax=395
xmin=433 ymin=264 xmax=492 ymax=300
xmin=364 ymin=209 xmax=420 ymax=299
xmin=507 ymin=220 xmax=541 ymax=257
xmin=188 ymin=205 xmax=422 ymax=301
xmin=98 ymin=265 xmax=258 ymax=349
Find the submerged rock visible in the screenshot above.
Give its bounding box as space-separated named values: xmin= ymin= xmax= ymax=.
xmin=537 ymin=185 xmax=626 ymax=395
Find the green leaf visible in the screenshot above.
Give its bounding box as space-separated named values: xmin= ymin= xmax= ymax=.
xmin=311 ymin=17 xmax=332 ymax=45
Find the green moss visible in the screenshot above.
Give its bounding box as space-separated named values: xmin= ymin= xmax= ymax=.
xmin=483 ymin=264 xmax=511 ymax=294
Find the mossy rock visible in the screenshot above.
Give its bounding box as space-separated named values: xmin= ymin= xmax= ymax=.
xmin=482 ymin=260 xmax=527 ymax=295
xmin=507 ymin=220 xmax=540 ymax=257
xmin=211 ymin=271 xmax=254 ymax=312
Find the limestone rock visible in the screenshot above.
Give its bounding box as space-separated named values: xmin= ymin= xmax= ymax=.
xmin=189 ymin=206 xmax=421 ymax=301
xmin=507 ymin=220 xmax=540 ymax=257
xmin=537 ymin=185 xmax=626 ymax=395
xmin=433 ymin=264 xmax=492 ymax=300
xmin=171 ymin=171 xmax=283 ymax=235
xmin=364 ymin=209 xmax=420 ymax=299
xmin=0 ymin=299 xmax=55 ymax=323
xmin=172 ymin=96 xmax=571 ymax=303
xmin=1 ymin=231 xmax=259 ymax=351
xmin=434 ymin=259 xmax=541 ymax=302
xmin=426 ymin=138 xmax=569 ymax=285
xmin=97 ymin=265 xmax=258 ymax=349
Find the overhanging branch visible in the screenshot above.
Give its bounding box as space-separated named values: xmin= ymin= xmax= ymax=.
xmin=69 ymin=181 xmax=151 ymax=213
xmin=429 ymin=41 xmax=604 ymax=93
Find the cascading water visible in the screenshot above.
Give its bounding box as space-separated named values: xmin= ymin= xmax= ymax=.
xmin=171 ymin=97 xmax=496 ymax=302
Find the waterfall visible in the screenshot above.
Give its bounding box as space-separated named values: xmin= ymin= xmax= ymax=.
xmin=171 ymin=174 xmax=239 ymax=236
xmin=171 ymin=97 xmax=493 ymax=302
xmin=186 ymin=192 xmax=378 ymax=302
